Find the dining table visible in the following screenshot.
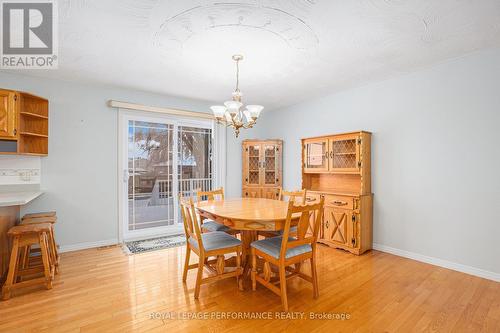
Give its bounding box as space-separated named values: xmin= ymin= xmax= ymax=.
xmin=195 ymin=197 xmax=300 ymax=285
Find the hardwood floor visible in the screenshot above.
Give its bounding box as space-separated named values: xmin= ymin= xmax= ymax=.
xmin=0 ymin=244 xmax=498 ymax=332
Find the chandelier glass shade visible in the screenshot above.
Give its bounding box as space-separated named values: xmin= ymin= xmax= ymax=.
xmin=211 ymin=55 xmax=263 ymax=137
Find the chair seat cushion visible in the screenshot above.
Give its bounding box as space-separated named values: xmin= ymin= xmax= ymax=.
xmin=251 ymin=236 xmax=311 ymax=259
xmin=201 ymin=220 xmax=230 ymax=232
xmin=264 ymin=225 xmax=298 ymax=237
xmin=189 ymin=231 xmax=241 ymax=252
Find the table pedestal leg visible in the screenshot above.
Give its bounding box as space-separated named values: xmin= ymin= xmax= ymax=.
xmin=240 ymin=230 xmax=258 ymax=289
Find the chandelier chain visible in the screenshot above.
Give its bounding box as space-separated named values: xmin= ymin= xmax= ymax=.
xmin=235 ymin=58 xmax=240 ymax=93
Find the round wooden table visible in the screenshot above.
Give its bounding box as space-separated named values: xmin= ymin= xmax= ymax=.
xmin=195 ymin=198 xmax=298 ymax=285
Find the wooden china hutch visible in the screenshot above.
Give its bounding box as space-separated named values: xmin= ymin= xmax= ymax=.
xmin=242 ymin=139 xmax=283 ymax=200
xmin=302 ymin=131 xmax=372 ymax=255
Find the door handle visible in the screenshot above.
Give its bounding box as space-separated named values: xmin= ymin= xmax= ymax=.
xmin=123 ymin=169 xmax=129 ymax=183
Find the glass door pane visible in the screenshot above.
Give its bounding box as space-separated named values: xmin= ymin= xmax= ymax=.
xmin=331 ymin=137 xmax=359 ymax=172
xmin=304 ymin=139 xmax=329 ymax=171
xmin=264 ymin=144 xmax=278 ymax=185
xmin=177 ymin=125 xmax=213 ymax=197
xmin=128 ymin=120 xmax=174 ymax=231
xmin=246 ymin=144 xmax=261 ymax=185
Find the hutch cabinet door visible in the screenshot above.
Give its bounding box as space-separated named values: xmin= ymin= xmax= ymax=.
xmin=262 ymin=143 xmax=281 ymax=187
xmin=0 ymin=91 xmax=17 ymax=139
xmin=329 ymin=134 xmax=361 ymax=173
xmin=303 ymin=138 xmax=329 ymax=173
xmin=242 ymin=187 xmax=261 ymax=198
xmin=323 ymin=207 xmax=350 ymax=246
xmin=243 ymin=143 xmax=262 ymax=186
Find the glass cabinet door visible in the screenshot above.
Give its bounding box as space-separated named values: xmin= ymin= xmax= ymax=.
xmin=244 ymin=144 xmax=261 ymax=186
xmin=330 ymin=135 xmax=360 ymax=173
xmin=263 ymin=144 xmax=280 ymax=186
xmin=303 ymin=138 xmax=329 ymax=172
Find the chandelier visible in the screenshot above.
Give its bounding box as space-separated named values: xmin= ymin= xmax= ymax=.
xmin=211 ymin=55 xmax=263 ymax=137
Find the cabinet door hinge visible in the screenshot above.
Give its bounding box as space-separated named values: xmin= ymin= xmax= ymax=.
xmin=357 ymin=161 xmax=362 ymax=168
xmin=357 ymin=138 xmax=361 ymax=144
xmin=352 ymin=215 xmax=356 ymax=222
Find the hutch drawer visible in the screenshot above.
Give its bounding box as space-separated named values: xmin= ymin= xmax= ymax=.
xmin=323 ymin=194 xmax=356 ymax=210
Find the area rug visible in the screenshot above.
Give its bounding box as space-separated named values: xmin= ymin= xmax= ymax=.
xmin=124 ymin=234 xmax=186 ymax=254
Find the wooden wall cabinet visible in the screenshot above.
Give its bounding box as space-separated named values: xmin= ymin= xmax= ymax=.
xmin=242 ymin=139 xmax=282 ymax=199
xmin=0 ymin=89 xmax=48 ymax=156
xmin=302 ymin=131 xmax=372 ymax=255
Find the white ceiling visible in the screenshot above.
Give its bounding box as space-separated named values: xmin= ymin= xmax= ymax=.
xmin=9 ymin=0 xmax=500 ymax=110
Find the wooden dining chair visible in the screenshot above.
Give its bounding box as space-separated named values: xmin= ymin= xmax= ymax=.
xmin=196 ymin=187 xmax=224 ymax=201
xmin=251 ymin=197 xmax=325 ymax=311
xmin=259 ymin=188 xmax=307 ymax=238
xmin=180 ymin=197 xmax=243 ymax=299
xmin=278 ymin=188 xmax=307 ymax=203
xmin=195 ymin=187 xmax=238 ymax=235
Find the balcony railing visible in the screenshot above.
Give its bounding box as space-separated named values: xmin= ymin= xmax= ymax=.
xmin=129 ymin=178 xmax=213 ymax=230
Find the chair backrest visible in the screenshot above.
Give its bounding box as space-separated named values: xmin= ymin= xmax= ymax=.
xmin=278 ymin=188 xmax=306 ymax=204
xmin=179 ymin=195 xmax=204 ymax=251
xmin=280 ymin=197 xmax=325 ymax=260
xmin=196 ymin=187 xmax=224 ymax=202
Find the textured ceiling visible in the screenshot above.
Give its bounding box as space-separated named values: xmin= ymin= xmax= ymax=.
xmin=8 ymin=0 xmax=500 ymax=110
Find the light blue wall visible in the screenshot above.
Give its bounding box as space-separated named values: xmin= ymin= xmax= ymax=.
xmin=226 ymin=48 xmax=500 ymax=274
xmin=0 ymin=72 xmax=213 ymax=247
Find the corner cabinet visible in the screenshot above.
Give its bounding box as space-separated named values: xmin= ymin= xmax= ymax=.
xmin=0 ymin=88 xmax=49 ymax=155
xmin=302 ymin=131 xmax=372 ymax=255
xmin=242 ymin=139 xmax=282 ymax=199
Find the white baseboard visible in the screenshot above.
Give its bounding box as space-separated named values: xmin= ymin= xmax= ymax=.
xmin=373 ymin=243 xmax=500 ymax=283
xmin=59 ymin=238 xmax=119 ymax=253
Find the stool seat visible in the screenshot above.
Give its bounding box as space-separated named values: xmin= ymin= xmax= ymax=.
xmin=8 ymin=223 xmax=52 ymax=236
xmin=21 ymin=216 xmax=57 ymax=225
xmin=22 ymin=211 xmax=56 ymax=220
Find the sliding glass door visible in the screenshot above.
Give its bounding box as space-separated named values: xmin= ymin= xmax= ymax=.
xmin=120 ymin=113 xmax=214 ymax=240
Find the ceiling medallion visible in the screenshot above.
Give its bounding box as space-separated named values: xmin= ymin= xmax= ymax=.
xmin=210 ymin=55 xmax=263 ymax=138
xmin=154 ymin=1 xmax=319 ymax=52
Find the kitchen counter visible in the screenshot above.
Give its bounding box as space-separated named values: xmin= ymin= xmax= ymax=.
xmin=0 ymin=191 xmax=44 ymax=207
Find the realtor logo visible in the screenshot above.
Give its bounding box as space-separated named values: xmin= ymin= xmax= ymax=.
xmin=1 ymin=0 xmax=58 ymax=68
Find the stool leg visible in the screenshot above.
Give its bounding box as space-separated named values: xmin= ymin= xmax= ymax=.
xmin=17 ymin=246 xmax=27 ymax=282
xmin=39 ymin=233 xmax=53 ymax=290
xmin=2 ymin=237 xmax=20 ymax=300
xmin=49 ymin=228 xmax=59 ymax=274
xmin=24 ymin=245 xmax=31 ymax=269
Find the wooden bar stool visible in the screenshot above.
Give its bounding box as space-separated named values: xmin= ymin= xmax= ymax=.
xmin=20 ymin=215 xmax=59 ymax=273
xmin=1 ymin=223 xmax=55 ymax=300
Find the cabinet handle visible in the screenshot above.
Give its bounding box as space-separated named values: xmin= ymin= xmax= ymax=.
xmin=325 ymin=221 xmax=329 ymax=228
xmin=332 ymin=200 xmax=348 ymax=206
xmin=330 ymin=151 xmax=333 ymax=158
xmin=276 ymin=178 xmax=279 ymax=182
xmin=305 ymin=197 xmax=315 ymax=202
